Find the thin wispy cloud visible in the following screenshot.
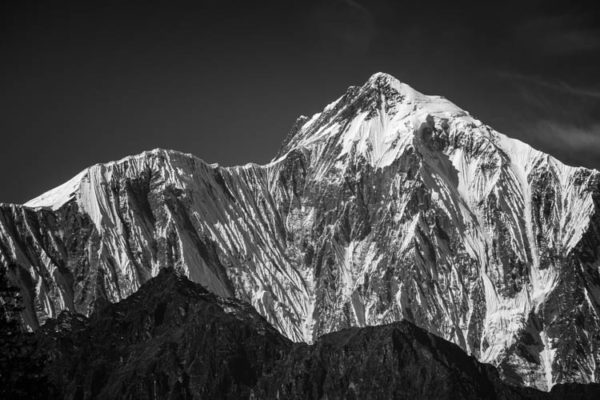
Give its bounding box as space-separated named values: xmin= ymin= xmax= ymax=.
xmin=513 ymin=14 xmax=600 ymax=56
xmin=536 ymin=120 xmax=600 ymax=149
xmin=496 ymin=71 xmax=600 ymax=100
xmin=492 ymin=68 xmax=600 ymax=170
xmin=517 ymin=120 xmax=600 ymax=170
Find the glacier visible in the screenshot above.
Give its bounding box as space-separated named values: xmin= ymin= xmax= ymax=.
xmin=2 ymin=72 xmax=600 ymax=390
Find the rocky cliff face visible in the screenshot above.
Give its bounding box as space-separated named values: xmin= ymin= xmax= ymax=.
xmin=31 ymin=268 xmax=290 ymax=400
xmin=19 ymin=269 xmax=600 ymax=400
xmin=2 ymin=73 xmax=600 ymax=390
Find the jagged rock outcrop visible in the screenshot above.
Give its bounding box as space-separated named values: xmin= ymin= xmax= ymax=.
xmin=2 ymin=73 xmax=600 ymax=390
xmin=31 ymin=268 xmax=289 ymax=399
xmin=19 ymin=269 xmax=600 ymax=400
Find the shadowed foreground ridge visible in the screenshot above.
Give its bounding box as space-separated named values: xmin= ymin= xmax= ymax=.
xmin=31 ymin=268 xmax=289 ymax=399
xmin=12 ymin=270 xmax=600 ymax=400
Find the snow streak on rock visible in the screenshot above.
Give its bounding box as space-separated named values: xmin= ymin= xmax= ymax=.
xmin=2 ymin=72 xmax=600 ymax=390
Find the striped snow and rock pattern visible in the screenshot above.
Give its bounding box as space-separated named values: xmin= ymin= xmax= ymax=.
xmin=2 ymin=73 xmax=600 ymax=390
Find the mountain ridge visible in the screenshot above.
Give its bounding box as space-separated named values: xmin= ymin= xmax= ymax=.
xmin=11 ymin=268 xmax=600 ymax=400
xmin=2 ymin=72 xmax=600 ymax=390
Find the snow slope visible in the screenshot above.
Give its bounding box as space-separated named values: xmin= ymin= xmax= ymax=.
xmin=2 ymin=72 xmax=600 ymax=390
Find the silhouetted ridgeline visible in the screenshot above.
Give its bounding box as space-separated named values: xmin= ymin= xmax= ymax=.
xmin=2 ymin=269 xmax=600 ymax=399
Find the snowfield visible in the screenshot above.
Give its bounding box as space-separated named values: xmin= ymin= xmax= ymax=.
xmin=3 ymin=72 xmax=600 ymax=391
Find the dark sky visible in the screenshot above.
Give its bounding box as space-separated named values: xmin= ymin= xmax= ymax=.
xmin=1 ymin=0 xmax=599 ymax=203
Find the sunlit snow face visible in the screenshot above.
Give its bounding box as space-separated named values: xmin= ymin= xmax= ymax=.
xmin=8 ymin=72 xmax=600 ymax=392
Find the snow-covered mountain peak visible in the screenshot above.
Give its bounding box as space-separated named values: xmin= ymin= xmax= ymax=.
xmin=24 ymin=148 xmax=202 ymax=213
xmin=5 ymin=73 xmax=600 ymax=392
xmin=366 ymin=71 xmax=396 ymax=83
xmin=24 ymin=170 xmax=89 ymax=211
xmin=363 ymin=71 xmax=420 ymax=99
xmin=362 ymin=72 xmax=464 ymax=113
xmin=275 ymin=73 xmax=472 ymax=170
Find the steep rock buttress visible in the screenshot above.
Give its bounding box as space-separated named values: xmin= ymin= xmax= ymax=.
xmin=2 ymin=73 xmax=600 ymax=390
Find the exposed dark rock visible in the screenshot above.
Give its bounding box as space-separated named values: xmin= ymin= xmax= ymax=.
xmin=3 ymin=73 xmax=600 ymax=390
xmin=9 ymin=270 xmax=600 ymax=400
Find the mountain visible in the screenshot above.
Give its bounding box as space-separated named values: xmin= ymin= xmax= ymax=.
xmin=2 ymin=72 xmax=600 ymax=390
xmin=12 ymin=269 xmax=600 ymax=400
xmin=29 ymin=268 xmax=289 ymax=399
